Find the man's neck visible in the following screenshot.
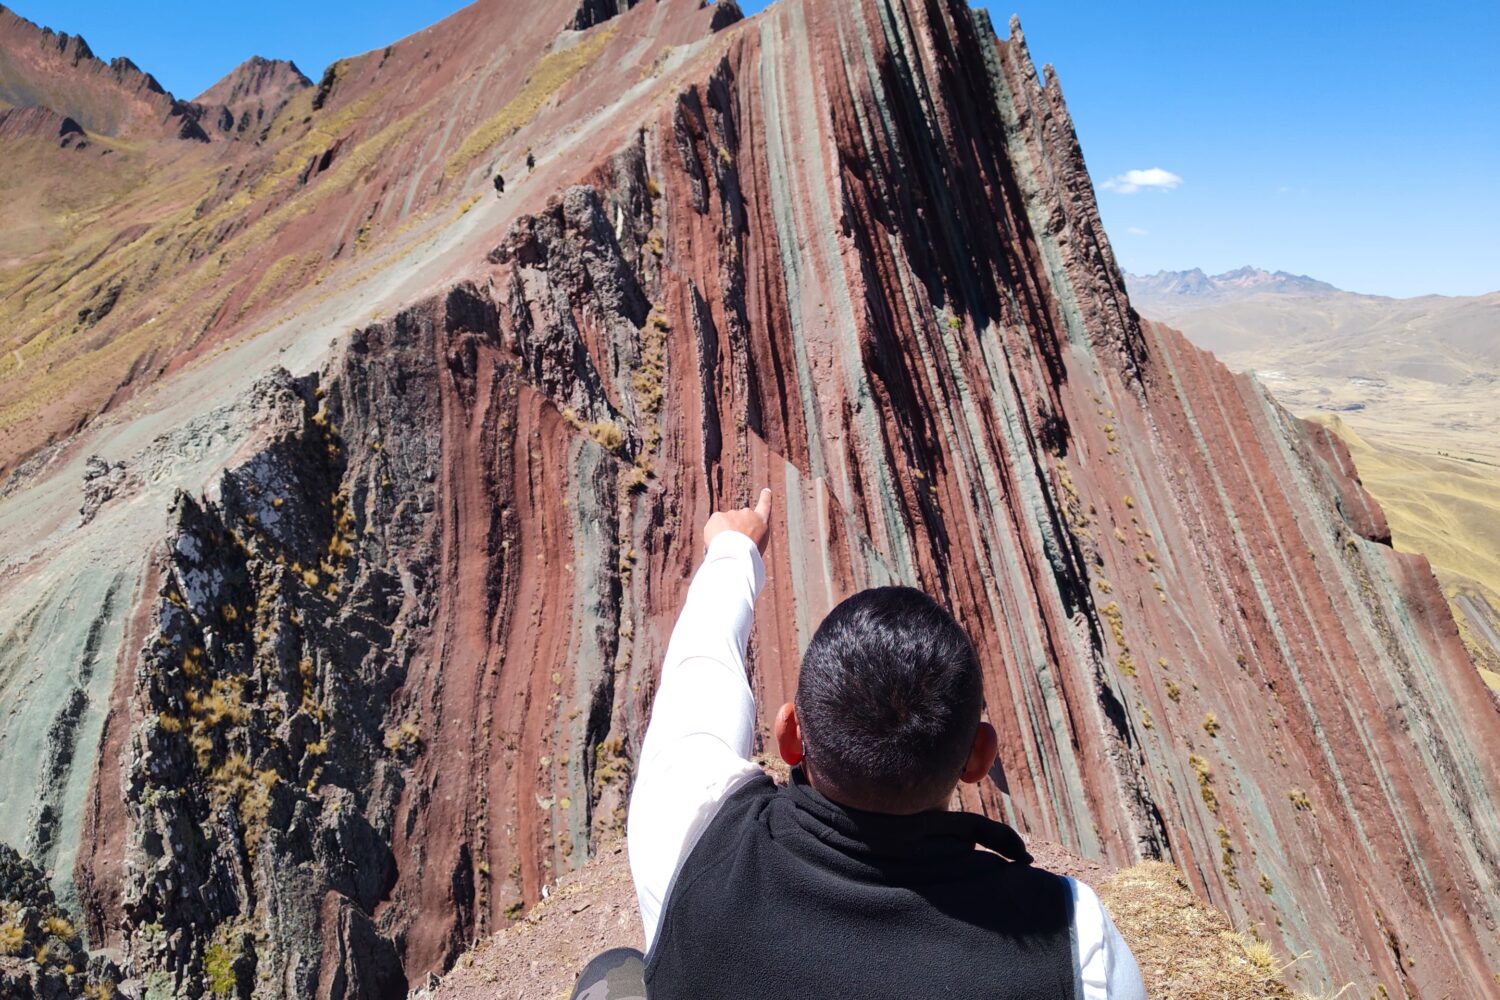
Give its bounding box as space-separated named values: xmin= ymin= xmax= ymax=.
xmin=796 ymin=762 xmax=952 ymax=816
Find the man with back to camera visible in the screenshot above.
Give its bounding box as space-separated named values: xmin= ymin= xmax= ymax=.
xmin=570 ymin=489 xmax=1146 ymax=999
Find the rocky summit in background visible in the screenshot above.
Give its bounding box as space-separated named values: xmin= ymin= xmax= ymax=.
xmin=190 ymin=57 xmax=313 ymax=140
xmin=1 ymin=1 xmax=1498 ymax=998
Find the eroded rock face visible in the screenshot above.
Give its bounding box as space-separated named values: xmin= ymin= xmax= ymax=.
xmin=100 ymin=282 xmax=635 ymax=995
xmin=0 ymin=1 xmax=1492 ymax=998
xmin=117 ymin=366 xmax=405 ymax=996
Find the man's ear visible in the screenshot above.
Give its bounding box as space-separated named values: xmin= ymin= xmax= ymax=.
xmin=959 ymin=721 xmax=998 ymax=784
xmin=774 ymin=702 xmax=804 ymax=766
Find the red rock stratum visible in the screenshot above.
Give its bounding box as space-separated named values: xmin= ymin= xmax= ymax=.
xmin=0 ymin=0 xmax=1496 ymax=997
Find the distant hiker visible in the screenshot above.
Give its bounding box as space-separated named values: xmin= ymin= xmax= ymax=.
xmin=493 ymin=172 xmax=505 ymax=195
xmin=526 ymin=150 xmax=536 ymax=172
xmin=570 ymin=489 xmax=1146 ymax=999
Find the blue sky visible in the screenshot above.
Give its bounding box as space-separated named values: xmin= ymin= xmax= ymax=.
xmin=15 ymin=0 xmax=1497 ymax=297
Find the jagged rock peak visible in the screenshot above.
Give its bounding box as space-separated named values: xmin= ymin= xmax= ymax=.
xmin=106 ymin=54 xmax=165 ymax=92
xmin=4 ymin=2 xmax=95 ymax=63
xmin=0 ymin=6 xmax=166 ymax=93
xmin=194 ymin=55 xmax=312 ymax=106
xmin=190 ymin=54 xmax=311 ymax=139
xmin=0 ymin=3 xmax=179 ymax=136
xmin=48 ymin=25 xmax=92 ymax=63
xmin=572 ymin=0 xmax=645 ymax=31
xmin=706 ymin=0 xmax=744 ymax=31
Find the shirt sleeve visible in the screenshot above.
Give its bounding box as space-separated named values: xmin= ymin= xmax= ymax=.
xmin=1070 ymin=877 xmax=1146 ymax=1000
xmin=627 ymin=530 xmax=767 ymax=955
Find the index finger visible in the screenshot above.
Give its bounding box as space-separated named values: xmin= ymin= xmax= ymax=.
xmin=754 ymin=487 xmax=772 ymax=522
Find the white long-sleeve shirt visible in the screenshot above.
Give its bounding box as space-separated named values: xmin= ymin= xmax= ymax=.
xmin=627 ymin=530 xmax=1146 ymax=999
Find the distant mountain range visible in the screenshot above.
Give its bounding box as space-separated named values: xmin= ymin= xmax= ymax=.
xmin=1125 ymin=266 xmax=1339 ymax=308
xmin=1124 ymin=266 xmax=1500 ymax=382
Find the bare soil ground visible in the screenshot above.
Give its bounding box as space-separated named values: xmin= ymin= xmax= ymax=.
xmin=424 ymin=840 xmax=1308 ymax=1000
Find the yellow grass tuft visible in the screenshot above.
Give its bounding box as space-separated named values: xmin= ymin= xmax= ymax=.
xmin=587 ymin=421 xmax=626 ymax=454
xmin=388 ymin=720 xmax=423 ymax=752
xmin=1099 ymin=861 xmax=1314 ymax=1000
xmin=41 ymin=915 xmax=75 ymax=940
xmin=1189 ymin=754 xmax=1217 ymax=813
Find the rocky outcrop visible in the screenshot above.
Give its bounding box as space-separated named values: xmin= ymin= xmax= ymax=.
xmin=573 ymin=0 xmax=741 ymax=33
xmin=0 ymin=1 xmax=1495 ymax=998
xmin=0 ymin=105 xmax=85 ymax=145
xmin=571 ymin=0 xmax=644 ymax=31
xmin=707 ymin=1 xmax=743 ymax=32
xmin=64 ymin=272 xmax=630 ymax=993
xmin=0 ymin=844 xmax=117 ymax=998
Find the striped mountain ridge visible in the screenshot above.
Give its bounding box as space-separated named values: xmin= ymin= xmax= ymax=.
xmin=0 ymin=0 xmax=1495 ymax=997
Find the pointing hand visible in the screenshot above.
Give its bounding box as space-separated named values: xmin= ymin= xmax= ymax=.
xmin=703 ymin=488 xmax=773 ymax=555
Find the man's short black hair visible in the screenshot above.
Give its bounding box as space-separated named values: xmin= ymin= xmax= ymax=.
xmin=795 ymin=586 xmax=984 ymax=811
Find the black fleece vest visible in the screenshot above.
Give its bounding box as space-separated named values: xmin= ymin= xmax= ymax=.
xmin=645 ymin=769 xmax=1080 ymax=999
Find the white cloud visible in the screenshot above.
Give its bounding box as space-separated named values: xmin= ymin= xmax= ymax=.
xmin=1100 ymin=167 xmax=1183 ymax=194
xmin=1127 ymin=226 xmax=1150 ymax=236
